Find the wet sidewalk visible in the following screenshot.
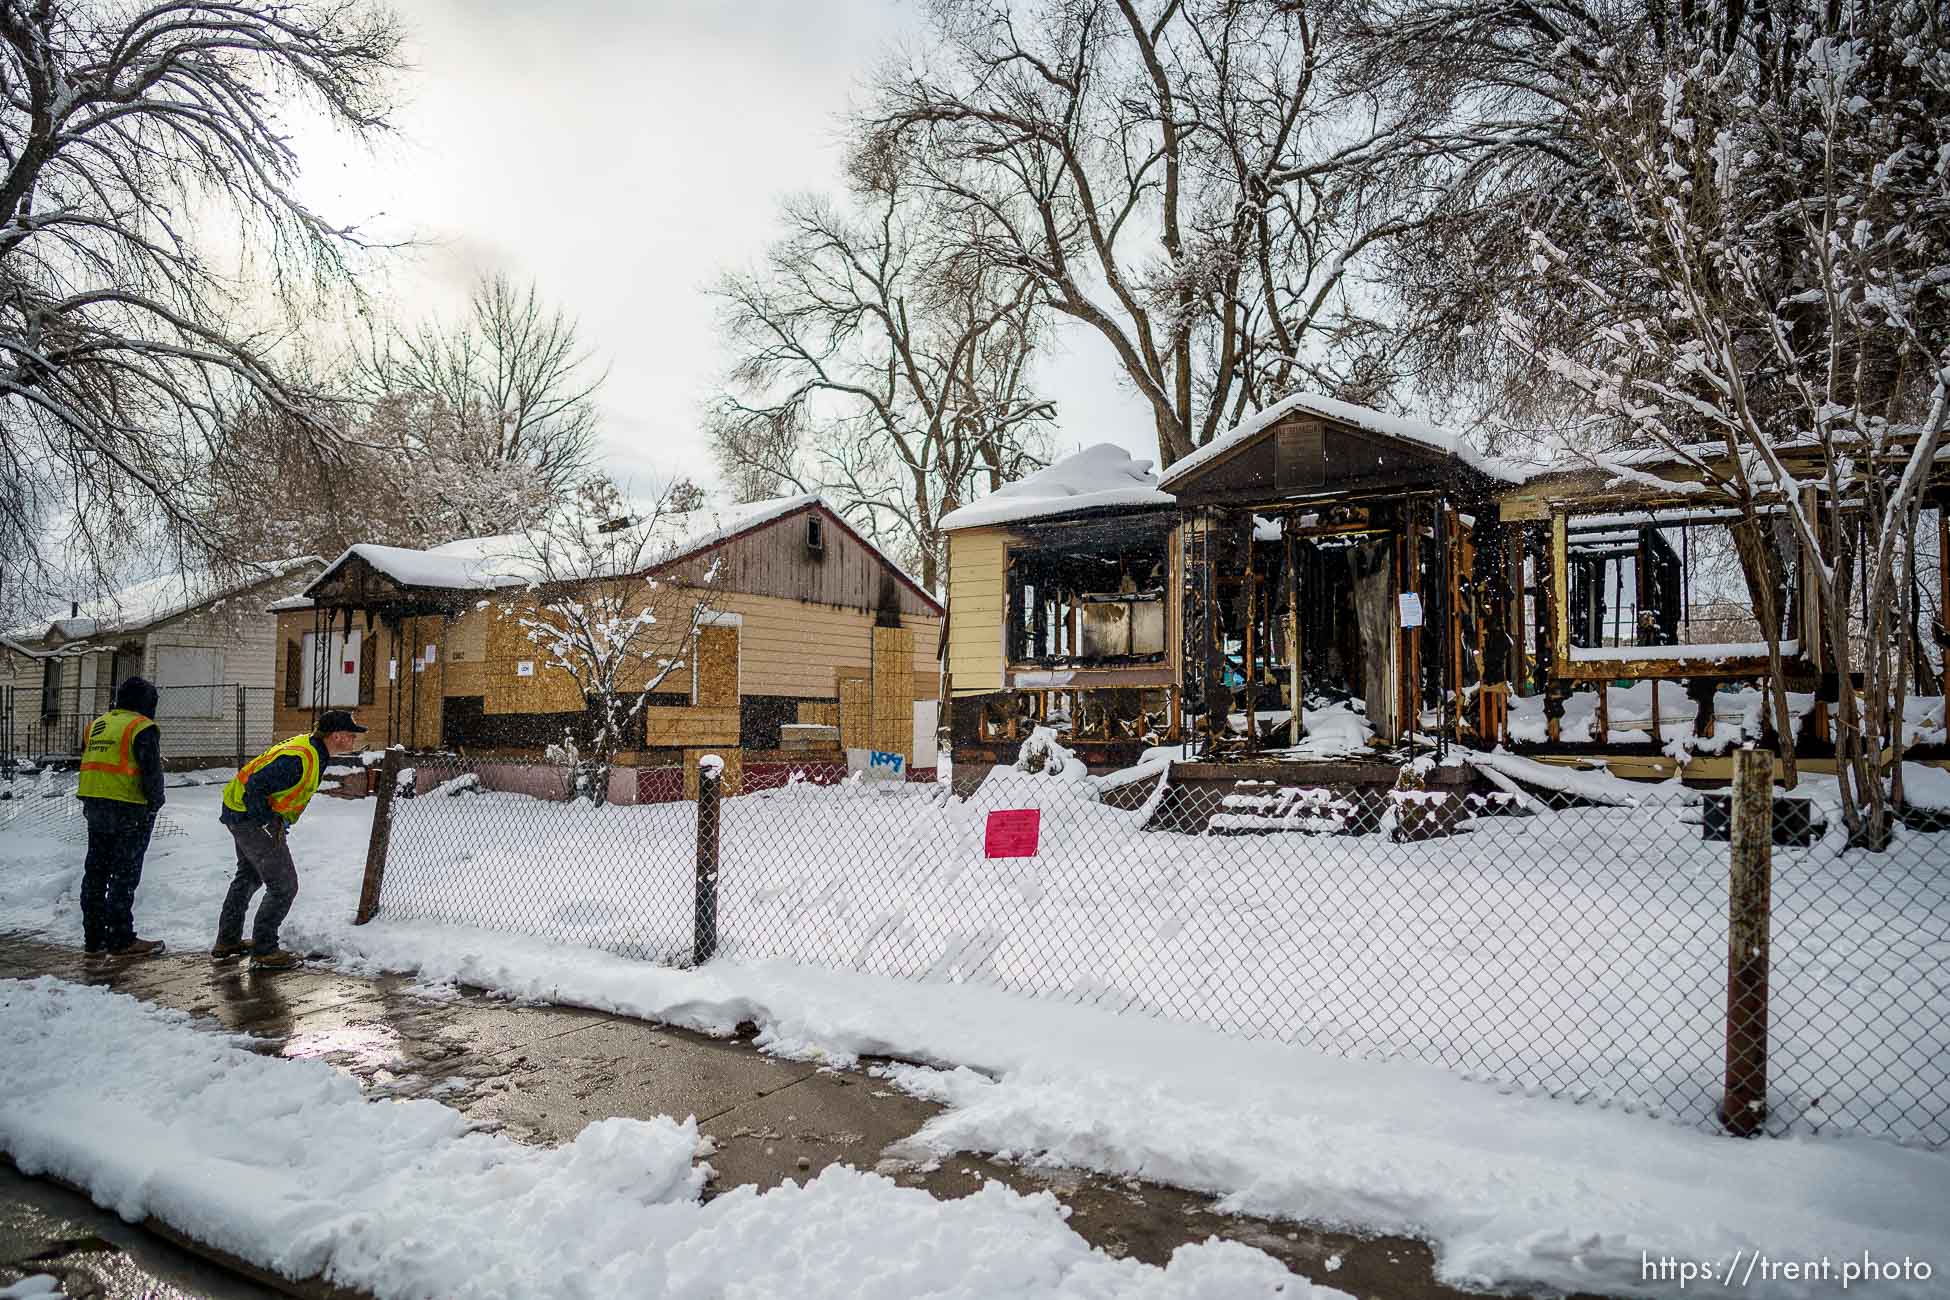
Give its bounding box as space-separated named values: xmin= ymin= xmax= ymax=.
xmin=0 ymin=933 xmax=1592 ymax=1300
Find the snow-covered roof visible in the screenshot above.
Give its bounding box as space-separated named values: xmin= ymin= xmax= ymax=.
xmin=6 ymin=557 xmax=322 ymax=646
xmin=325 ymin=534 xmax=536 ymax=593
xmin=939 ymin=445 xmax=1175 ymax=532
xmin=1157 ymin=393 xmax=1529 ymax=491
xmin=297 ymin=493 xmax=940 ymax=611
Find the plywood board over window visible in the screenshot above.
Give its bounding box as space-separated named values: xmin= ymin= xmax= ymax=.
xmin=696 ymin=625 xmax=739 ymax=707
xmin=838 ymin=671 xmax=870 ymax=751
xmin=870 ymin=625 xmax=913 ymax=757
xmin=483 ymin=598 xmax=586 ymax=715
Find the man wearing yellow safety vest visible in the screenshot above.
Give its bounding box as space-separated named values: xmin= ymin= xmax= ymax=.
xmin=212 ymin=709 xmax=367 ymax=970
xmin=77 ymin=676 xmax=168 ymax=961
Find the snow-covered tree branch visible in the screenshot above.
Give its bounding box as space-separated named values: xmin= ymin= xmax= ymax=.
xmin=0 ymin=0 xmax=403 ymax=603
xmin=502 ymin=476 xmax=716 ymax=805
xmin=1416 ymin=0 xmax=1950 ymax=845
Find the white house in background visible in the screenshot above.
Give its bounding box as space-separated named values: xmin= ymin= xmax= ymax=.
xmin=1 ymin=557 xmax=323 ymax=765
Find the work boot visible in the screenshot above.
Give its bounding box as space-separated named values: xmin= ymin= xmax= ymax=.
xmin=210 ymin=939 xmax=251 ymax=962
xmin=109 ymin=938 xmax=166 ymax=961
xmin=250 ymin=949 xmax=301 ymax=971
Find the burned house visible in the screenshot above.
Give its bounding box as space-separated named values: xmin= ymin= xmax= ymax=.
xmin=273 ymin=495 xmax=944 ymax=799
xmin=1159 ymin=394 xmax=1522 ymax=760
xmin=945 ymin=395 xmax=1950 ymax=782
xmin=1497 ymin=441 xmax=1949 ymax=772
xmin=942 ymin=445 xmax=1183 ymax=769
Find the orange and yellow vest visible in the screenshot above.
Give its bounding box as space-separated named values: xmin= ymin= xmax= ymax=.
xmin=77 ymin=709 xmax=157 ymax=805
xmin=222 ymin=735 xmax=323 ymax=825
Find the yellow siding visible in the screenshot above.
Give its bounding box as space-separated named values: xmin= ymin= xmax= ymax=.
xmin=709 ymin=591 xmax=936 ymax=701
xmin=947 ymin=527 xmax=1009 ymax=694
xmin=911 ymin=615 xmax=941 ymax=701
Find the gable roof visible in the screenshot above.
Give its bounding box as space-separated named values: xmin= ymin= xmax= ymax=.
xmin=296 ymin=495 xmax=943 ymax=616
xmin=1158 ymin=393 xmax=1529 ymax=494
xmin=940 ymin=444 xmax=1175 ymax=532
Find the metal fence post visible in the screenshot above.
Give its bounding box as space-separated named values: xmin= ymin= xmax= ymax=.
xmin=694 ymin=756 xmax=722 ymax=965
xmin=355 ymin=750 xmax=404 ymax=925
xmin=235 ymin=685 xmax=246 ymax=768
xmin=1722 ymin=746 xmax=1774 ymax=1136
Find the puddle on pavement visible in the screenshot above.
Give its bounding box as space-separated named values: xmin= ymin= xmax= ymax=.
xmin=280 ymin=1023 xmax=401 ymax=1072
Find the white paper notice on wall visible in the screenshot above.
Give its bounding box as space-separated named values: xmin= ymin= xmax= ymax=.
xmin=388 ymin=659 xmax=397 ymax=681
xmin=413 ymin=659 xmax=425 ymax=673
xmin=423 ymin=644 xmax=437 ymax=664
xmin=1398 ymin=592 xmax=1425 ymax=629
xmin=516 ymin=660 xmax=535 ymax=677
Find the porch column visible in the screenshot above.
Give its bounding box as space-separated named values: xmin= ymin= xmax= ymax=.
xmin=1401 ymin=500 xmax=1423 ymax=745
xmin=1284 ymin=524 xmax=1302 ymax=746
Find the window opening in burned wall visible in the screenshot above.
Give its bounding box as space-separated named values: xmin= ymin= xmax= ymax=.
xmin=1005 ymin=536 xmax=1169 ymax=667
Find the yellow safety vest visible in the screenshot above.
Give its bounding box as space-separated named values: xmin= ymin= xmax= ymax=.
xmin=223 ymin=735 xmax=323 ymax=825
xmin=77 ymin=709 xmax=157 ymax=805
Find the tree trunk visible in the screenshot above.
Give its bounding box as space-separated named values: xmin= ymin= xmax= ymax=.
xmin=1730 ymin=517 xmax=1799 ymax=787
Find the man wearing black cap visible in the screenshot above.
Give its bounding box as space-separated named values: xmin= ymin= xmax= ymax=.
xmin=76 ymin=675 xmax=168 ymax=961
xmin=212 ymin=709 xmax=367 ymax=970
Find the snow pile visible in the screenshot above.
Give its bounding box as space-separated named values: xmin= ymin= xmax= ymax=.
xmin=939 ymin=445 xmax=1174 ymax=531
xmin=1460 ymin=749 xmax=1663 ymax=806
xmin=0 ymin=978 xmax=1321 ymax=1300
xmin=1901 ymin=763 xmax=1950 ymax=812
xmin=1507 ymin=683 xmax=1822 ymax=754
xmin=1258 ymin=699 xmax=1374 ymax=759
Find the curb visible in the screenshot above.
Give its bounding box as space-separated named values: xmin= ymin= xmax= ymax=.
xmin=1 ymin=1155 xmax=372 ymax=1300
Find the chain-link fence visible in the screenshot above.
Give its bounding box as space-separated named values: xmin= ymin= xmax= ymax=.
xmin=0 ymin=684 xmax=278 ymax=772
xmin=363 ymin=750 xmax=1949 ymax=1146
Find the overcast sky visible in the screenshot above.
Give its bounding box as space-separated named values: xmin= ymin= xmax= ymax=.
xmin=291 ymin=0 xmax=1157 ymax=497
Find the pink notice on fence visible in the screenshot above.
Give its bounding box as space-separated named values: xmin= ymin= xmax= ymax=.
xmin=984 ymin=809 xmax=1041 ymax=859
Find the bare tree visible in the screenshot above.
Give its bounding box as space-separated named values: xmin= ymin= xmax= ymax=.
xmin=197 ymin=380 xmax=556 ymax=562
xmin=0 ymin=0 xmax=403 ymax=604
xmin=708 ymin=143 xmax=1052 ymax=589
xmin=866 ymin=0 xmax=1437 ymax=467
xmin=503 ymin=476 xmax=715 ymax=805
xmin=360 ymin=273 xmax=604 ymax=500
xmin=1411 ymin=0 xmax=1950 ymax=845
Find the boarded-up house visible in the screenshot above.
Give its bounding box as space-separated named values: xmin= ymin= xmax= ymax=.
xmin=273 ymin=495 xmax=943 ymax=797
xmin=1 ymin=558 xmax=324 ymax=767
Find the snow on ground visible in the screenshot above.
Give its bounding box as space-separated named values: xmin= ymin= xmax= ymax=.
xmin=367 ymin=761 xmax=1946 ymax=1144
xmin=3 ymin=779 xmax=1948 ymax=1297
xmin=1509 ymin=685 xmax=1947 ymax=754
xmin=1904 ymin=762 xmax=1950 ymax=811
xmin=0 ymin=978 xmax=1315 ymax=1299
